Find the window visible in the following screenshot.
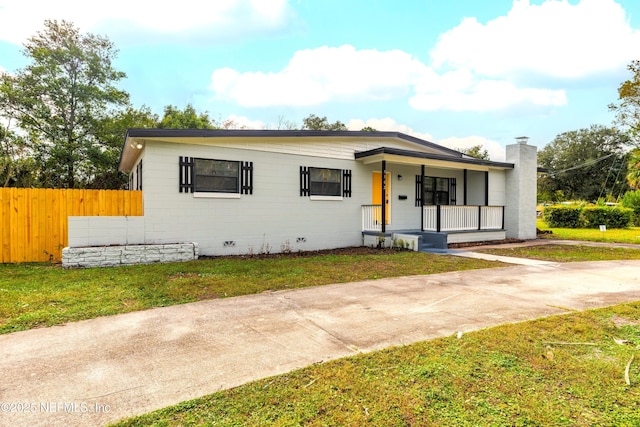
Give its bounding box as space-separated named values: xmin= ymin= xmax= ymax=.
xmin=310 ymin=167 xmax=341 ymax=196
xmin=194 ymin=159 xmax=239 ymax=193
xmin=179 ymin=156 xmax=253 ymax=195
xmin=300 ymin=167 xmax=352 ymax=198
xmin=423 ymin=177 xmax=451 ymax=205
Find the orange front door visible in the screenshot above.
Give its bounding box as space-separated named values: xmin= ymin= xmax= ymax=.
xmin=372 ymin=172 xmax=390 ymax=224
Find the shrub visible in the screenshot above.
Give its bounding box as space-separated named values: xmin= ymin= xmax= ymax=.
xmin=622 ymin=190 xmax=640 ymax=226
xmin=543 ymin=205 xmax=583 ymax=228
xmin=543 ymin=204 xmax=632 ymax=228
xmin=582 ymin=206 xmax=632 ymax=228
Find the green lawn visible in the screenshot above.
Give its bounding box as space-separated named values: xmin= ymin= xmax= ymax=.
xmin=5 ymin=233 xmax=640 ymax=425
xmin=480 ymin=244 xmax=640 ymax=262
xmin=537 ymin=219 xmax=640 ymax=244
xmin=0 ymin=249 xmax=500 ymax=334
xmin=111 ymin=302 xmax=640 ymax=426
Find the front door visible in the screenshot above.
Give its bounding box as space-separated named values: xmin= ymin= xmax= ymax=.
xmin=372 ymin=172 xmax=391 ymax=224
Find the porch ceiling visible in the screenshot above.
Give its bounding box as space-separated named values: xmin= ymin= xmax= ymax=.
xmin=355 ymin=147 xmax=514 ymax=171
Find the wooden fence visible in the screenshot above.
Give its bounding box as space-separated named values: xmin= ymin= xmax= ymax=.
xmin=0 ymin=188 xmax=143 ymax=263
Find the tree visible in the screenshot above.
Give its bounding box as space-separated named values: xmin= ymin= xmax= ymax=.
xmin=158 ymin=104 xmax=217 ymax=129
xmin=87 ymin=105 xmax=159 ymax=188
xmin=537 ymin=125 xmax=631 ymax=202
xmin=0 ymin=20 xmax=129 ymax=188
xmin=610 ymin=60 xmax=640 ymax=142
xmin=361 ymin=126 xmax=377 ymax=132
xmin=0 ymin=120 xmax=37 ymax=187
xmin=627 ymin=147 xmax=640 ymax=189
xmin=301 ymin=114 xmax=347 ymax=131
xmin=458 ymin=144 xmax=490 ymax=160
xmin=273 ymin=115 xmax=297 ymax=130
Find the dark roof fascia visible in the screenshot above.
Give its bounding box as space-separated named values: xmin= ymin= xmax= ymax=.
xmin=123 ymin=128 xmax=465 ymax=158
xmin=355 ymin=147 xmax=514 ymax=169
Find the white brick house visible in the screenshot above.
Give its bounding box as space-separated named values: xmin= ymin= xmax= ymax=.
xmin=64 ymin=129 xmax=537 ymax=264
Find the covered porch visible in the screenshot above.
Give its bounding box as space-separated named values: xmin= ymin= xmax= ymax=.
xmin=355 ymin=146 xmax=515 ymax=250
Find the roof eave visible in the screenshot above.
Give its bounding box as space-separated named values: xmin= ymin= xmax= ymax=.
xmin=355 ymin=147 xmax=514 ymax=169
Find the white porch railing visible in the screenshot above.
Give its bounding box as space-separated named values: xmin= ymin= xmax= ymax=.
xmin=362 ymin=204 xmax=383 ymax=232
xmin=423 ymin=205 xmax=504 ymax=232
xmin=362 ymin=204 xmax=504 ymax=233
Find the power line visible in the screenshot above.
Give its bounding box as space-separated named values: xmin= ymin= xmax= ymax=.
xmin=545 ymin=152 xmax=616 ymax=178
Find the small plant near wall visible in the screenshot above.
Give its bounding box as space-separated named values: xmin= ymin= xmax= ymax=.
xmin=377 ymin=234 xmax=386 ymax=248
xmin=280 ymin=240 xmax=292 ymax=254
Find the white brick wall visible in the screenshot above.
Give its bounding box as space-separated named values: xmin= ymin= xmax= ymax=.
xmin=505 ymin=142 xmax=537 ymax=239
xmin=66 ymin=138 xmax=520 ymax=259
xmin=68 ymin=217 xmax=145 ymax=247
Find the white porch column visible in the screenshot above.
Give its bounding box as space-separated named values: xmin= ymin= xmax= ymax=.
xmin=505 ymin=139 xmax=537 ymax=239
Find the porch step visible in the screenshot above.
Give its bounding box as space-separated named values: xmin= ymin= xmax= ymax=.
xmin=418 ymin=242 xmax=449 ymax=254
xmin=418 ymin=232 xmax=448 ymax=251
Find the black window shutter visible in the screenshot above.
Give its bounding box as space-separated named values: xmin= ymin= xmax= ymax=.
xmin=138 ymin=159 xmax=143 ymax=190
xmin=415 ymin=175 xmax=422 ymax=207
xmin=342 ymin=169 xmax=352 ymax=197
xmin=450 ymin=178 xmax=457 ymax=205
xmin=300 ymin=166 xmax=310 ymax=196
xmin=241 ymin=161 xmax=253 ymax=195
xmin=179 ymin=156 xmax=195 ymax=193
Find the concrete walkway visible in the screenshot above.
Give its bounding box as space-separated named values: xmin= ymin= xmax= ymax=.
xmin=448 ymin=238 xmax=640 ymax=265
xmin=1 ymin=256 xmax=640 ymax=426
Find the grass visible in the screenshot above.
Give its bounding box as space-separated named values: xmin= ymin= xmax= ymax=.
xmin=0 ymin=249 xmax=501 ymax=334
xmin=537 ymin=219 xmax=640 ymax=244
xmin=479 ymin=244 xmax=640 ymax=262
xmin=111 ymin=302 xmax=640 ymax=426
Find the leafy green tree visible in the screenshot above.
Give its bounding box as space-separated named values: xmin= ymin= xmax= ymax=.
xmin=87 ymin=105 xmax=159 ymax=188
xmin=458 ymin=144 xmax=490 ymax=160
xmin=538 ymin=125 xmax=631 ymax=202
xmin=0 ymin=20 xmax=129 ymax=188
xmin=622 ymin=189 xmax=640 ymax=225
xmin=302 ymin=114 xmax=347 ymax=131
xmin=610 ymin=60 xmax=640 ymax=142
xmin=159 ymin=104 xmax=217 ymax=129
xmin=626 ymin=147 xmax=640 ymax=189
xmin=361 ymin=126 xmax=377 ymax=132
xmin=0 ymin=120 xmax=37 ymax=187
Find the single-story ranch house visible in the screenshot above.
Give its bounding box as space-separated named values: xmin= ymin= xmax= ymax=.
xmin=63 ymin=129 xmax=537 ymax=267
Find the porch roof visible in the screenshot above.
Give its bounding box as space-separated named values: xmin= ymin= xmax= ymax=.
xmin=355 ymin=147 xmax=514 ymax=171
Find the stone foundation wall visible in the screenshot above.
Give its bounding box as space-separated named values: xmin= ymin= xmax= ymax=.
xmin=62 ymin=243 xmax=199 ymax=268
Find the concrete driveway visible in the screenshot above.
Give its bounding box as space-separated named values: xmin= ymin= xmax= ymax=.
xmin=1 ymin=259 xmax=640 ymax=426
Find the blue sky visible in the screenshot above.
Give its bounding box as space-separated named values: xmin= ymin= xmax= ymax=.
xmin=0 ymin=0 xmax=639 ymax=160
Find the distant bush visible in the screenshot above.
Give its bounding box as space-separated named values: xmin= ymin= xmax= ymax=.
xmin=582 ymin=206 xmax=632 ymax=229
xmin=622 ymin=190 xmax=640 ymax=226
xmin=543 ymin=204 xmax=632 ymax=228
xmin=543 ymin=205 xmax=583 ymax=228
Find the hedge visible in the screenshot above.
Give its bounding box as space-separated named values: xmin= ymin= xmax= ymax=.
xmin=542 ymin=205 xmax=632 ymax=228
xmin=622 ymin=190 xmax=640 ymax=226
xmin=543 ymin=205 xmax=583 ymax=228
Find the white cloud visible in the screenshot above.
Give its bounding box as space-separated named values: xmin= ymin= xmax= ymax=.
xmin=347 ymin=117 xmax=434 ymax=142
xmin=0 ymin=0 xmax=294 ymax=45
xmin=207 ymin=1 xmax=638 ymax=113
xmin=410 ymin=71 xmax=567 ymax=112
xmin=221 ymin=114 xmax=266 ymax=129
xmin=211 ymin=45 xmax=430 ymax=107
xmin=211 ymin=43 xmax=568 ymax=112
xmin=430 ymin=0 xmax=640 ymax=79
xmin=438 ymin=136 xmax=506 ymax=161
